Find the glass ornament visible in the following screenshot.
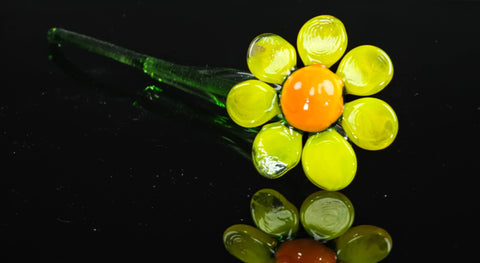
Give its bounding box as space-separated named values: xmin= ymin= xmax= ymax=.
xmin=48 ymin=14 xmax=397 ymax=192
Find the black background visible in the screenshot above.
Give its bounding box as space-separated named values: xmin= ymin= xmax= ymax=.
xmin=3 ymin=0 xmax=480 ymax=262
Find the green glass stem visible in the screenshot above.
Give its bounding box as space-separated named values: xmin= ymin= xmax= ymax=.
xmin=47 ymin=27 xmax=251 ymax=106
xmin=47 ymin=27 xmax=260 ymax=159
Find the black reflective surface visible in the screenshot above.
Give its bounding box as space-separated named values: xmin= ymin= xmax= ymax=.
xmin=4 ymin=1 xmax=480 ymax=262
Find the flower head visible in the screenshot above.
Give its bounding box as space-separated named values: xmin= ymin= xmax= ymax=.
xmin=226 ymin=15 xmax=398 ymax=191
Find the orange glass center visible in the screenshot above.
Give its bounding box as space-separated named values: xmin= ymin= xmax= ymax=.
xmin=280 ymin=64 xmax=344 ymax=132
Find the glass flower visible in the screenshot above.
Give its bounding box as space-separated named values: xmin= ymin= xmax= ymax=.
xmin=223 ymin=189 xmax=392 ymax=263
xmin=226 ymin=15 xmax=398 ymax=191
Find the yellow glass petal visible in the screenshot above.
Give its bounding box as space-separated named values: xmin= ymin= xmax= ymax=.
xmin=226 ymin=80 xmax=280 ymax=128
xmin=252 ymin=121 xmax=303 ymax=179
xmin=337 ymin=45 xmax=394 ymax=96
xmin=302 ymin=129 xmax=357 ymax=191
xmin=297 ymin=15 xmax=348 ymax=67
xmin=247 ymin=33 xmax=297 ymax=84
xmin=342 ymin=97 xmax=398 ymax=151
